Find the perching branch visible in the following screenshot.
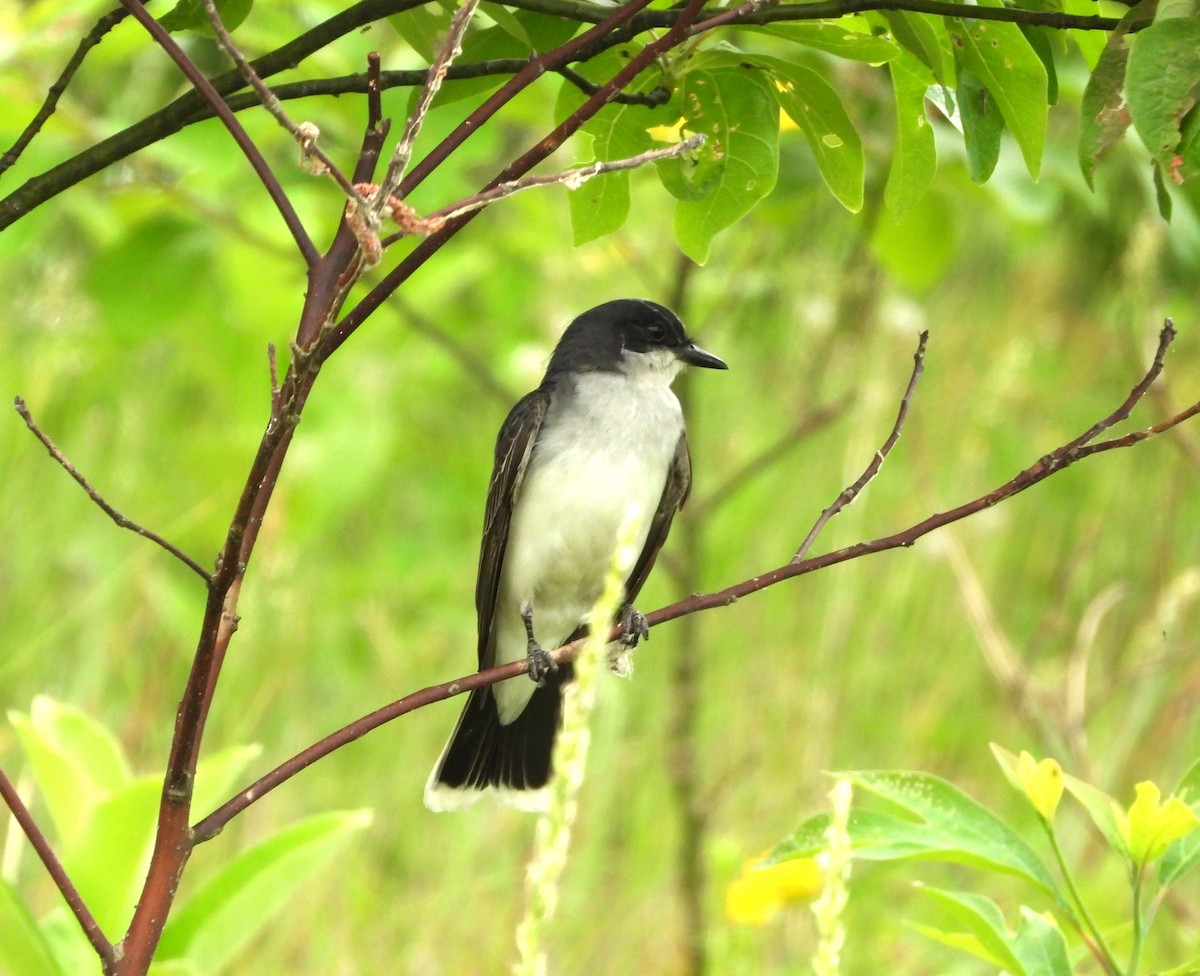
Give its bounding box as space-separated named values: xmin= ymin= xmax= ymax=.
xmin=12 ymin=397 xmax=211 ymax=582
xmin=190 ymin=320 xmax=1199 ymax=840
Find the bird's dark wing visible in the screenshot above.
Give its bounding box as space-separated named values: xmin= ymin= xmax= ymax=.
xmin=622 ymin=431 xmax=692 ymax=605
xmin=475 ymin=387 xmax=550 ymax=669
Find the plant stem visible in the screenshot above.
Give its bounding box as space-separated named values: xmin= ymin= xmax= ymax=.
xmin=1044 ymin=821 xmax=1122 ymax=975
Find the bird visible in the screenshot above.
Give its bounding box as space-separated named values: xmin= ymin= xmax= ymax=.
xmin=424 ymin=298 xmax=727 ymax=811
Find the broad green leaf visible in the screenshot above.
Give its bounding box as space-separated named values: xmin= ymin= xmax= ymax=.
xmin=480 ymin=2 xmax=531 ymax=47
xmin=885 ymin=51 xmax=937 ymax=216
xmin=191 ymin=744 xmax=264 ymax=824
xmin=959 ymin=70 xmax=1004 ymax=183
xmin=554 ymin=46 xmax=663 ymax=245
xmin=389 ymin=2 xmax=455 ymax=61
xmin=847 ymin=771 xmax=1059 ymax=896
xmin=62 ymin=774 xmax=161 ymax=939
xmin=1126 ymin=17 xmax=1200 ymax=182
xmin=756 ymin=57 xmax=865 ymax=212
xmin=1062 ymin=0 xmax=1112 ymax=66
xmin=880 ymin=11 xmax=948 ymax=81
xmin=0 ymin=878 xmax=64 ymax=976
xmin=38 ymin=907 xmax=101 ymax=976
xmin=1019 ymin=25 xmax=1059 ymax=106
xmin=1079 ymin=30 xmax=1133 ymax=187
xmin=1161 ymin=757 xmax=1200 ymax=884
xmin=747 ymin=22 xmax=901 ymax=62
xmin=9 ymin=697 xmax=131 ymax=847
xmin=1012 ymin=907 xmax=1072 ymax=976
xmin=670 ymin=66 xmax=780 ymax=264
xmin=946 ymin=5 xmax=1048 ymax=177
xmin=160 ymin=0 xmax=253 ymax=34
xmin=158 ymin=810 xmax=372 ymax=975
xmin=910 ymin=923 xmax=1009 ymax=969
xmin=1063 ymin=773 xmax=1127 ymax=856
xmin=917 ymin=887 xmax=1026 ymax=974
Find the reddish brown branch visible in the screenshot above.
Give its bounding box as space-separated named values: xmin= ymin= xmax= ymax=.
xmin=0 ymin=769 xmax=113 ymax=967
xmin=13 ymin=397 xmax=211 ymax=582
xmin=191 ymin=320 xmax=1197 ymax=840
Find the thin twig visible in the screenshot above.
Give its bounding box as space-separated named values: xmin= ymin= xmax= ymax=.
xmin=0 ymin=768 xmax=113 ymax=967
xmin=199 ymin=0 xmax=369 ymax=209
xmin=556 ymin=65 xmax=670 ymax=106
xmin=115 ymin=0 xmax=320 ymax=266
xmin=792 ymin=330 xmax=928 ymax=563
xmin=422 ymin=134 xmax=706 ymax=226
xmin=0 ymin=5 xmax=131 ymax=176
xmin=191 ymin=323 xmax=1199 ymax=839
xmin=13 ymin=397 xmax=212 ymax=582
xmin=379 ymin=0 xmax=483 ymax=201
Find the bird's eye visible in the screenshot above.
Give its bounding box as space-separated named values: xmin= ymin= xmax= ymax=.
xmin=647 ymin=322 xmax=666 ymax=341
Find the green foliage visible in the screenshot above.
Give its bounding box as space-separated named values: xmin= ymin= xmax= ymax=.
xmin=1 ymin=700 xmax=369 ymax=976
xmin=159 ymin=0 xmax=254 ymax=35
xmin=771 ymin=747 xmax=1200 ymax=974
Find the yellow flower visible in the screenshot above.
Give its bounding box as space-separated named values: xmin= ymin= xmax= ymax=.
xmin=1016 ymin=751 xmax=1064 ymax=822
xmin=725 ymin=857 xmax=822 ymax=926
xmin=1118 ymin=781 xmax=1200 ymax=864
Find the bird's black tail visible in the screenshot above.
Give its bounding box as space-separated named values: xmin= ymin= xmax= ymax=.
xmin=424 ymin=663 xmax=573 ymax=811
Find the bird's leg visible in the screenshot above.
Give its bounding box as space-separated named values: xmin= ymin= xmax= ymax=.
xmin=521 ymin=602 xmax=557 ymax=684
xmin=608 ymin=604 xmax=649 ymax=678
xmin=618 ymin=604 xmax=649 ymax=647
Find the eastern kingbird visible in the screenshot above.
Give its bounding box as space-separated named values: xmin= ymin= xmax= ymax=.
xmin=424 ymin=299 xmax=727 ymax=811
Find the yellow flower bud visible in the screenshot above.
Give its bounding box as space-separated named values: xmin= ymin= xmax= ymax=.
xmin=724 ymin=857 xmax=822 ymax=926
xmin=1119 ymin=781 xmax=1200 ymax=864
xmin=1016 ymin=751 xmax=1064 ymax=822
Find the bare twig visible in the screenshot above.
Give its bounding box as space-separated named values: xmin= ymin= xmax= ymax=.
xmin=0 ymin=769 xmax=113 ymax=967
xmin=13 ymin=397 xmax=211 ymax=582
xmin=792 ymin=330 xmax=928 ymax=563
xmin=556 ymin=65 xmax=670 ymax=106
xmin=379 ymin=0 xmax=483 ymax=201
xmin=422 ymin=134 xmax=706 ymax=226
xmin=115 ymin=0 xmax=320 ymax=266
xmin=191 ymin=322 xmax=1199 ymax=839
xmin=0 ymin=5 xmax=132 ymax=176
xmin=200 ymin=0 xmax=369 ymax=209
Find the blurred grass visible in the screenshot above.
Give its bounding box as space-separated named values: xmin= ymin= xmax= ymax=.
xmin=2 ymin=9 xmax=1200 ymax=974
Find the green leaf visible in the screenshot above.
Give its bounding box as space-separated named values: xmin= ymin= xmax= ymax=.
xmin=880 ymin=11 xmax=948 ymax=81
xmin=1126 ymin=17 xmax=1200 ymax=183
xmin=1062 ymin=0 xmax=1111 ymax=66
xmin=388 ymin=2 xmax=455 ymax=61
xmin=1078 ymin=30 xmax=1133 ymax=187
xmin=959 ymin=70 xmax=1004 ymax=183
xmin=62 ymin=775 xmax=161 ymax=938
xmin=669 ymin=66 xmax=780 ymax=264
xmin=756 ymin=57 xmax=865 ymax=212
xmin=915 ymin=890 xmax=1072 ymax=976
xmin=1019 ymin=25 xmax=1059 ymax=105
xmin=885 ymin=51 xmax=937 ymax=216
xmin=1063 ymin=773 xmax=1128 ymax=857
xmin=0 ymin=879 xmax=64 ymax=976
xmin=773 ymin=771 xmax=1060 ymax=899
xmin=9 ymin=697 xmax=131 ymax=847
xmin=746 ymin=22 xmax=901 ymax=63
xmin=946 ymin=5 xmax=1048 ymax=178
xmin=916 ymin=887 xmax=1027 ymax=973
xmin=1161 ymin=757 xmax=1200 ymax=884
xmin=479 ymin=2 xmax=531 ymax=47
xmin=160 ymin=0 xmax=253 ymax=34
xmin=158 ymin=810 xmax=372 ymax=975
xmin=1011 ymin=907 xmax=1073 ymax=976
xmin=554 ymin=46 xmax=663 ymax=245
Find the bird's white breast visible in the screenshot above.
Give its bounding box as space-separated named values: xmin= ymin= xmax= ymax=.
xmin=491 ymin=366 xmax=684 ymax=722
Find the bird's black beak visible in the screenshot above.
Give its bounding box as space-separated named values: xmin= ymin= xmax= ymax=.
xmin=677 ymin=342 xmax=728 ymax=370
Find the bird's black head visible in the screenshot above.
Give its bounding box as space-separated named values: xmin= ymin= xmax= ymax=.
xmin=545 ymin=299 xmax=727 ymax=377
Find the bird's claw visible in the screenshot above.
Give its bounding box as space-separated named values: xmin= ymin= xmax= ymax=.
xmin=618 ymin=605 xmax=649 ymax=648
xmin=527 ymin=644 xmax=557 ymax=684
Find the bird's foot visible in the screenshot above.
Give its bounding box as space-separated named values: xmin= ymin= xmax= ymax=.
xmin=618 ymin=604 xmax=649 ymax=647
xmin=521 ymin=603 xmax=557 ymax=684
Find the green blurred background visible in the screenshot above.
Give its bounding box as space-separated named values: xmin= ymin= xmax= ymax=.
xmin=2 ymin=2 xmax=1199 ymax=973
